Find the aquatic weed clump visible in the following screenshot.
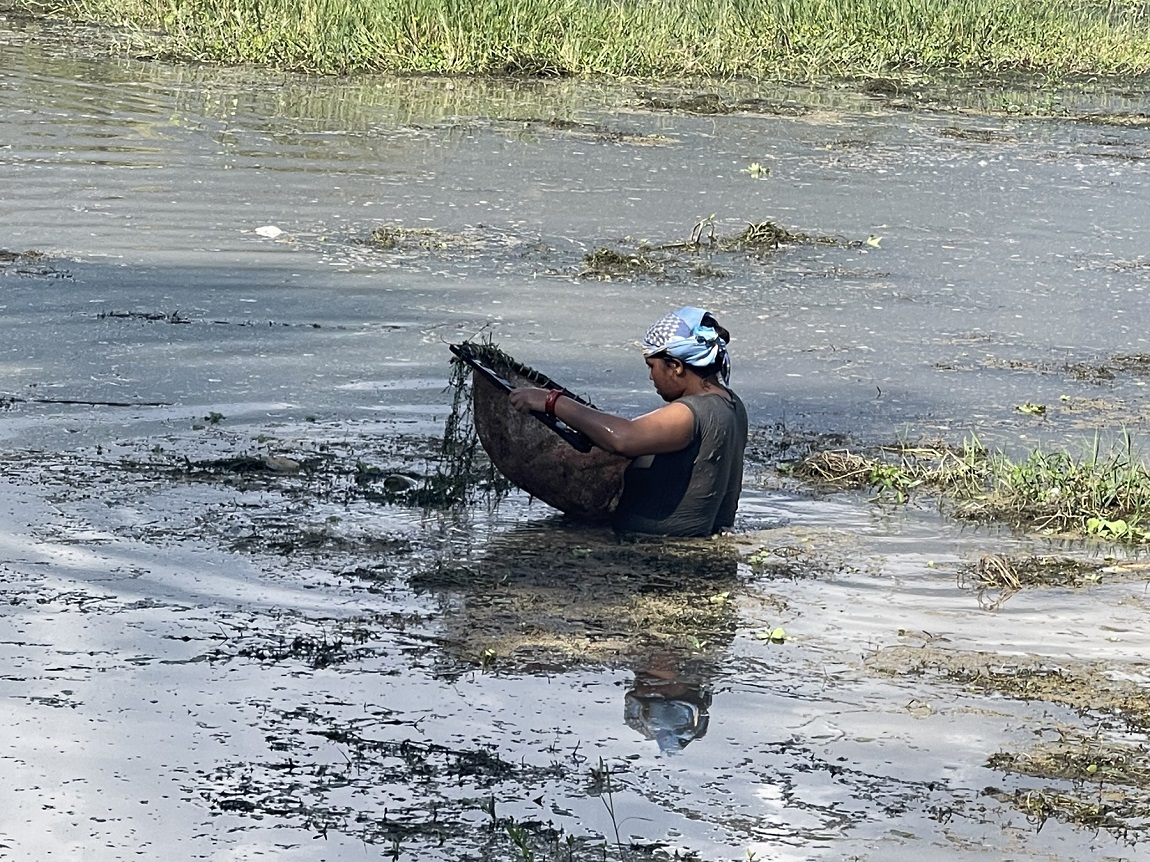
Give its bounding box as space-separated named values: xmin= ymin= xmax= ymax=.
xmin=786 ymin=440 xmax=988 ymax=503
xmin=400 ymin=344 xmax=515 ymax=510
xmin=580 ymin=247 xmax=667 ymax=279
xmin=340 ymin=342 xmax=516 ymax=510
xmin=969 ymin=436 xmax=1150 ymax=543
xmin=397 ymin=338 xmax=599 ymax=510
xmin=580 ymin=217 xmax=857 ymax=281
xmin=787 ymin=435 xmax=1150 ymax=544
xmin=986 ymin=731 xmax=1150 ymax=840
xmin=871 ymin=647 xmax=1150 ymax=733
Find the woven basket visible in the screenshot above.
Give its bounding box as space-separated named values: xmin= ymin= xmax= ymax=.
xmin=455 ymin=343 xmax=629 ymax=522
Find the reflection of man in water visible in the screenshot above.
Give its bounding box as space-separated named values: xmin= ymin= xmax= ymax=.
xmin=624 ymin=662 xmax=712 ymax=753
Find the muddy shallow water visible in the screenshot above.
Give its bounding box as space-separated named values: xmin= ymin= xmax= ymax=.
xmin=3 ymin=15 xmax=1150 ymax=862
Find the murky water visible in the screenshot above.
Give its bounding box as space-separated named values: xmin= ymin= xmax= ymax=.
xmin=3 ymin=16 xmax=1150 ymax=862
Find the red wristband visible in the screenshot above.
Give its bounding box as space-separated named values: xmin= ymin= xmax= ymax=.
xmin=544 ymin=389 xmax=563 ymax=416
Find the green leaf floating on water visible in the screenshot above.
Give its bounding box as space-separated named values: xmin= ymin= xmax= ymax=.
xmin=756 ymin=626 xmax=788 ymax=643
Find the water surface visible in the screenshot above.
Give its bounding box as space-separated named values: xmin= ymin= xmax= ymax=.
xmin=3 ymin=19 xmax=1150 ymax=862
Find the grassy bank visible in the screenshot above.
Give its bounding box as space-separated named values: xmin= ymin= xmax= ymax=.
xmin=26 ymin=0 xmax=1150 ymax=77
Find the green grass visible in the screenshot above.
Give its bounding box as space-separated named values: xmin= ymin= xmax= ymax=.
xmin=28 ymin=0 xmax=1150 ymax=77
xmin=789 ymin=435 xmax=1150 ymax=544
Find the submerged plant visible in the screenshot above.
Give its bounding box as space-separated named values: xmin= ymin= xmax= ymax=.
xmin=412 ymin=344 xmax=514 ymax=508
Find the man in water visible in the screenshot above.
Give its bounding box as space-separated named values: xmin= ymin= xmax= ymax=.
xmin=509 ymin=306 xmax=748 ymax=537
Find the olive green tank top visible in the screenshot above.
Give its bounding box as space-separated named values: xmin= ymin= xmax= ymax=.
xmin=611 ymin=390 xmax=748 ymax=537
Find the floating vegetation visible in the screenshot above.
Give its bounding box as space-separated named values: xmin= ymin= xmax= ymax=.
xmin=579 ymin=247 xmax=667 ymax=279
xmin=871 ymin=646 xmax=1150 ymax=733
xmin=789 ymin=449 xmax=889 ymax=490
xmin=533 ymin=117 xmax=670 ymax=145
xmin=724 ymin=220 xmax=840 ymax=249
xmin=191 ymin=454 xmax=303 ymax=473
xmin=985 ymin=784 xmax=1139 ymax=838
xmin=352 ymin=222 xmax=543 ymax=265
xmin=1074 ymin=112 xmax=1150 ymax=129
xmin=746 ymin=424 xmax=854 ymax=466
xmin=412 ymin=527 xmax=743 ymax=670
xmin=93 ymin=308 xmax=386 ymax=330
xmin=79 ymin=414 xmax=498 ymax=513
xmin=985 ymin=734 xmax=1150 ymax=839
xmin=786 ymin=435 xmax=1150 ymax=545
xmin=633 ymin=91 xmax=809 ymax=117
xmin=0 ymin=392 xmax=170 ymax=408
xmin=990 ymin=735 xmax=1150 ymax=788
xmin=935 ymin=352 xmax=1150 ymax=382
xmin=746 ymin=544 xmax=857 ymax=581
xmin=97 ymin=309 xmax=191 ymax=324
xmin=197 ymin=701 xmax=664 ymax=861
xmin=346 ymin=217 xmax=856 ymax=282
xmin=580 ymin=218 xmax=857 ymax=281
xmin=785 ymin=441 xmax=979 ymax=502
xmin=961 ymin=554 xmax=1102 ymax=591
xmin=1114 ymin=353 xmax=1150 ymax=375
xmin=0 ymin=248 xmax=69 ymax=279
xmin=939 ymin=126 xmax=1019 ymax=143
xmin=0 ymin=249 xmax=45 ymax=263
xmin=367 ymin=223 xmax=463 ymax=251
xmin=958 ymin=553 xmax=1104 ymax=608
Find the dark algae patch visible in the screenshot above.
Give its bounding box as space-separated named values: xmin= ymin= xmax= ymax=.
xmin=198 ymin=704 xmax=585 ymax=855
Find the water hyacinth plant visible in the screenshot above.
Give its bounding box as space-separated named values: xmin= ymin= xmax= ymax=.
xmin=36 ymin=0 xmax=1150 ymax=77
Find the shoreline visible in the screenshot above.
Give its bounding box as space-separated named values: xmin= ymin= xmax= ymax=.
xmin=10 ymin=0 xmax=1150 ymax=79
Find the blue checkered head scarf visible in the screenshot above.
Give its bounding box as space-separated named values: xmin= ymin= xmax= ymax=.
xmin=641 ymin=306 xmax=730 ymax=384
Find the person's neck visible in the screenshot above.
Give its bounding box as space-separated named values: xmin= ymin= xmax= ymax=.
xmin=682 ymin=374 xmax=726 ymax=397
